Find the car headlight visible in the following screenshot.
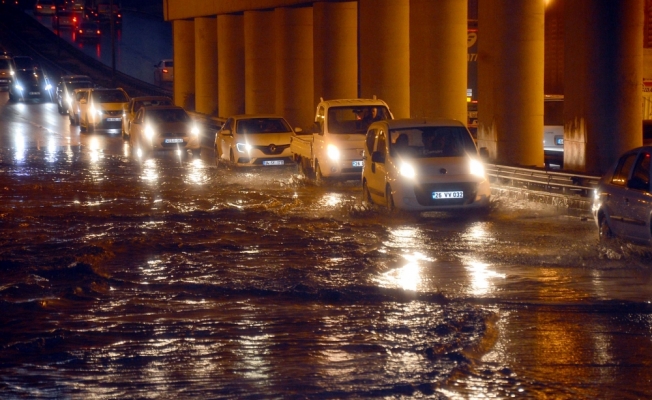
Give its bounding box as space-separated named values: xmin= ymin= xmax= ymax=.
xmin=469 ymin=158 xmax=485 ymax=177
xmin=45 ymin=83 xmax=52 ymax=91
xmin=15 ymin=83 xmax=23 ymax=91
xmin=399 ymin=162 xmax=416 ymax=179
xmin=95 ymin=108 xmax=103 ymax=117
xmin=327 ymin=144 xmax=340 ymax=161
xmin=145 ymin=125 xmax=155 ymax=139
xmin=236 ymin=142 xmax=251 ymax=153
xmin=191 ymin=125 xmax=199 ymax=136
xmin=66 ymin=95 xmax=72 ymax=106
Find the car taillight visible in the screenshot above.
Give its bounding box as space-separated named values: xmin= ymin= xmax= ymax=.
xmin=97 ymin=29 xmax=101 ymax=35
xmin=162 ymin=69 xmax=169 ymax=74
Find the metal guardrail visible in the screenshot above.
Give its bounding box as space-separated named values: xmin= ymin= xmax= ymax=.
xmin=486 ymin=164 xmax=600 ymax=198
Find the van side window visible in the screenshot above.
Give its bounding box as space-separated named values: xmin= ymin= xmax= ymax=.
xmin=376 ymin=130 xmax=387 ymax=155
xmin=627 ymin=152 xmax=651 ymax=192
xmin=365 ymin=129 xmax=376 ymax=153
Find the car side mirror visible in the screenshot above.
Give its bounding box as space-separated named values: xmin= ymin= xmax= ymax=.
xmin=371 ymin=151 xmax=385 ymax=164
xmin=294 ymin=127 xmax=303 ymax=134
xmin=479 ymin=147 xmax=489 ymax=160
xmin=221 ymin=129 xmax=233 ymax=137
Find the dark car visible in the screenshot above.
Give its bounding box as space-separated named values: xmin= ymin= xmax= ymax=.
xmin=56 ymin=74 xmax=93 ymax=114
xmin=53 ymin=10 xmax=79 ymax=29
xmin=8 ymin=68 xmax=53 ymax=102
xmin=75 ymin=20 xmax=101 ymax=43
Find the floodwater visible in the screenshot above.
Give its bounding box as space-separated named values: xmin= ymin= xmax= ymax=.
xmin=1 ymin=103 xmax=652 ymax=399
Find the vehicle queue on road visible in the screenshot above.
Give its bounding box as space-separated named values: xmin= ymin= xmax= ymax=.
xmin=2 ymin=39 xmax=650 ymax=247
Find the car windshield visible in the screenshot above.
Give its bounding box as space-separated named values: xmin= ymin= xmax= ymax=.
xmin=15 ymin=70 xmax=38 ymax=82
xmin=67 ymin=81 xmax=93 ymax=90
xmin=147 ymin=109 xmax=190 ymax=123
xmin=389 ymin=126 xmax=477 ymax=158
xmin=92 ymin=90 xmax=128 ymax=103
xmin=0 ymin=59 xmax=11 ymax=69
xmin=13 ymin=57 xmax=34 ymax=70
xmin=327 ymin=106 xmax=390 ymax=134
xmin=136 ymin=99 xmax=172 ymax=111
xmin=236 ymin=118 xmax=291 ymax=134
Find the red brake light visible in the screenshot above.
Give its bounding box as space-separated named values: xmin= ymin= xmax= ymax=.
xmin=162 ymin=68 xmax=169 ymax=74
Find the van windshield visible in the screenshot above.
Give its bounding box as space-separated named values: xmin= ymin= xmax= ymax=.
xmin=389 ymin=126 xmax=477 ymax=158
xmin=327 ymin=106 xmax=390 ymax=134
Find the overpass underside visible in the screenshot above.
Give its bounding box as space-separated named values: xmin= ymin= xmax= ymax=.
xmin=163 ymin=0 xmax=644 ymax=175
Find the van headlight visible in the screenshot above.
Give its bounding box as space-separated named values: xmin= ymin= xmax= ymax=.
xmin=145 ymin=125 xmax=155 ymax=139
xmin=470 ymin=158 xmax=485 ymax=177
xmin=236 ymin=142 xmax=251 ymax=153
xmin=399 ymin=162 xmax=415 ymax=179
xmin=327 ymin=144 xmax=340 ymax=161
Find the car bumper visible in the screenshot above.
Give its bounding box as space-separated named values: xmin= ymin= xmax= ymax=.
xmin=316 ymin=156 xmax=365 ymax=180
xmin=151 ymin=136 xmax=201 ymax=150
xmin=391 ymin=177 xmax=492 ymax=211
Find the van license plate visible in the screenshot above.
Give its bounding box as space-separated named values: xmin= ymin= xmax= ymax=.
xmin=263 ymin=160 xmax=284 ymax=166
xmin=165 ymin=139 xmax=183 ymax=143
xmin=352 ymin=160 xmax=364 ymax=167
xmin=107 ymin=118 xmax=121 ymax=122
xmin=432 ymin=191 xmax=463 ymax=199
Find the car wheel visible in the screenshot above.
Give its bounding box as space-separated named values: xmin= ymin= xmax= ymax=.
xmin=192 ymin=148 xmax=201 ymax=158
xmin=362 ymin=180 xmax=373 ymax=205
xmin=57 ymin=102 xmax=63 ymax=114
xmin=385 ymin=184 xmax=395 ymax=212
xmin=315 ymin=161 xmax=326 ymax=185
xmin=80 ymin=117 xmax=87 ymax=132
xmin=214 ymin=145 xmax=222 ymax=167
xmin=599 ymin=214 xmax=613 ymax=242
xmin=8 ymin=92 xmax=16 ymax=102
xmin=229 ymin=149 xmax=236 ymax=166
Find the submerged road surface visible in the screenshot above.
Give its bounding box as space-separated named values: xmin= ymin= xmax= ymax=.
xmin=1 ymin=94 xmax=652 ymax=399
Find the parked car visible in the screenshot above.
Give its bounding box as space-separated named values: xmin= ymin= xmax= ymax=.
xmin=0 ymin=55 xmax=15 ymax=90
xmin=78 ymin=87 xmax=129 ymax=133
xmin=33 ymin=0 xmax=55 ymax=15
xmin=75 ymin=20 xmax=101 ymax=43
xmin=215 ymin=115 xmax=298 ymax=167
xmin=153 ymin=59 xmax=173 ymax=84
xmin=55 ymin=74 xmax=92 ymax=114
xmin=129 ymin=105 xmax=201 ymax=156
xmin=8 ymin=68 xmax=53 ymax=102
xmin=592 ymin=146 xmax=652 ymax=246
xmin=361 ymin=118 xmax=491 ymax=212
xmin=122 ymin=96 xmax=173 ymax=139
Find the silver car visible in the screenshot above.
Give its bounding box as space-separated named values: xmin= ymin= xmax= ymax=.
xmin=593 ymin=146 xmax=652 ymax=246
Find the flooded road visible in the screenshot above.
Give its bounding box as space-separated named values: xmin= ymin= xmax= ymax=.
xmin=1 ymin=97 xmax=652 ymax=399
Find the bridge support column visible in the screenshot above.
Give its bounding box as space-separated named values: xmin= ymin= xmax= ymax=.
xmin=173 ymin=19 xmax=195 ymax=110
xmin=359 ymin=0 xmax=410 ymax=118
xmin=477 ymin=0 xmax=544 ymax=167
xmin=275 ymin=7 xmax=314 ymax=130
xmin=564 ymin=0 xmax=643 ymax=174
xmin=194 ymin=17 xmax=217 ymax=116
xmin=313 ymin=1 xmax=357 ymax=104
xmin=410 ymin=0 xmax=467 ymax=124
xmin=217 ymin=14 xmax=245 ymax=118
xmin=244 ymin=10 xmax=276 ymax=114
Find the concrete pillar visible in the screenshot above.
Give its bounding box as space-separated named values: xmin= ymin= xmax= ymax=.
xmin=173 ymin=19 xmax=195 ymax=109
xmin=244 ymin=10 xmax=276 ymax=114
xmin=477 ymin=0 xmax=544 ymax=167
xmin=564 ymin=0 xmax=643 ymax=174
xmin=410 ymin=0 xmax=467 ymax=123
xmin=313 ymin=1 xmax=357 ymax=103
xmin=194 ymin=17 xmax=218 ymax=115
xmin=275 ymin=7 xmax=314 ymax=130
xmin=218 ymin=14 xmax=245 ymax=118
xmin=359 ymin=0 xmax=410 ymax=118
